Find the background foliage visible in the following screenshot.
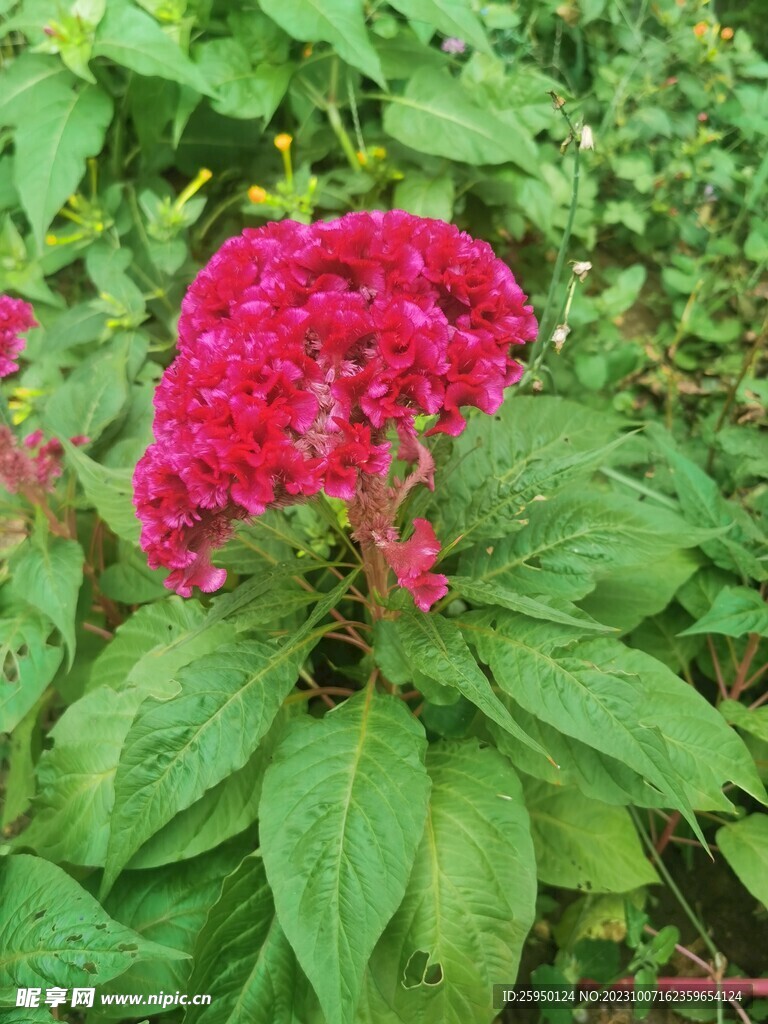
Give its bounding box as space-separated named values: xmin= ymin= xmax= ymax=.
xmin=0 ymin=0 xmax=767 ymax=1022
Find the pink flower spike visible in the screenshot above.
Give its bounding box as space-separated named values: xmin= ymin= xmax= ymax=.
xmin=0 ymin=294 xmax=37 ymax=379
xmin=403 ymin=571 xmax=449 ymax=612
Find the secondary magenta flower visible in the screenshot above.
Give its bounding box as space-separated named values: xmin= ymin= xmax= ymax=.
xmin=0 ymin=295 xmax=37 ymax=378
xmin=134 ymin=211 xmax=537 ymax=605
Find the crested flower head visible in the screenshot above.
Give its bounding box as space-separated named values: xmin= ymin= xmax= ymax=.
xmin=0 ymin=295 xmax=37 ymax=379
xmin=134 ymin=211 xmax=537 ymax=604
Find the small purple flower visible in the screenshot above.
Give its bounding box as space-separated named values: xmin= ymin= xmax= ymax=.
xmin=441 ymin=37 xmax=466 ymax=54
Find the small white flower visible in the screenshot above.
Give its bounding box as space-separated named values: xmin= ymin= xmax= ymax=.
xmin=580 ymin=124 xmax=595 ymax=150
xmin=551 ymin=324 xmax=571 ymax=352
xmin=572 ymin=260 xmax=592 ymax=281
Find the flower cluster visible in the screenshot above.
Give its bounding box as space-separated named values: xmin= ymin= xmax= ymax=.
xmin=134 ymin=211 xmax=536 ymax=604
xmin=0 ymin=295 xmax=37 ymax=379
xmin=0 ymin=427 xmax=87 ymax=495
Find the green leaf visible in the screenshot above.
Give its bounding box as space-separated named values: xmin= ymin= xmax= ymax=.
xmin=194 ymin=40 xmax=293 ymax=121
xmin=98 ymin=844 xmax=247 ymax=1014
xmin=259 ymin=0 xmax=384 ymax=86
xmin=460 ymin=489 xmax=703 ymax=600
xmin=646 ymin=426 xmax=767 ymax=581
xmin=393 ymin=173 xmax=455 ymax=220
xmin=717 ymin=814 xmax=768 ymax=907
xmin=679 ymin=586 xmax=768 ymax=638
xmin=10 ymin=535 xmax=83 ymax=668
xmin=384 ymin=67 xmax=536 ymax=167
xmin=461 ymin=610 xmax=705 ymax=839
xmin=448 ymin=575 xmax=612 ymax=631
xmin=524 ymin=779 xmax=658 ymax=893
xmin=366 ymin=740 xmax=536 ymax=1023
xmin=44 ymin=339 xmax=132 ymax=443
xmin=0 ymin=606 xmax=62 ymax=734
xmin=437 ymin=397 xmax=629 ymax=545
xmin=185 ymin=853 xmax=297 ymax=1024
xmin=1 ymin=697 xmax=40 ymax=827
xmin=260 ymin=691 xmax=431 ymax=1024
xmin=0 ymin=854 xmax=185 ymax=990
xmin=128 ymin=710 xmax=290 ymax=869
xmin=395 ymin=611 xmax=549 ymax=761
xmin=93 ymin=2 xmax=212 ymax=94
xmin=101 ymin=628 xmax=325 ymax=894
xmin=386 ymin=0 xmax=491 ymax=53
xmin=19 ymin=600 xmax=234 ymax=867
xmin=12 ymin=81 xmax=113 ymax=244
xmin=0 ymin=55 xmax=72 ymax=126
xmin=62 ymin=441 xmax=140 ymax=543
xmin=720 ymin=700 xmax=768 ymax=744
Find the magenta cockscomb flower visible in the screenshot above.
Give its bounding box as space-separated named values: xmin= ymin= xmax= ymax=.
xmin=0 ymin=427 xmax=87 ymax=495
xmin=134 ymin=210 xmax=537 ymax=607
xmin=0 ymin=295 xmax=37 ymax=378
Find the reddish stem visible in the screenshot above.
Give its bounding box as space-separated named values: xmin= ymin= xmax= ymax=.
xmin=655 ymin=810 xmax=682 ymax=856
xmin=730 ymin=633 xmax=762 ymax=700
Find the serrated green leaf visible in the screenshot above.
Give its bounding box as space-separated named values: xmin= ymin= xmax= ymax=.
xmin=524 ymin=779 xmax=658 ymax=893
xmin=44 ymin=340 xmax=132 ymax=443
xmin=383 ymin=67 xmax=536 ymax=167
xmin=9 ymin=536 xmax=83 ymax=668
xmin=365 ymin=740 xmax=536 ymax=1024
xmin=13 ymin=81 xmax=113 ymax=244
xmin=395 ymin=611 xmax=548 ymax=761
xmin=0 ymin=606 xmax=62 ymax=734
xmin=260 ymin=692 xmax=430 ymax=1024
xmin=0 ymin=855 xmax=185 ymax=990
xmin=260 ymin=0 xmax=384 ymax=86
xmin=679 ymin=586 xmax=768 ymax=638
xmin=185 ymin=853 xmax=297 ymax=1024
xmin=93 ymin=2 xmax=212 ymax=94
xmin=101 ymin=628 xmax=326 ymax=894
xmin=717 ymin=814 xmax=768 ymax=907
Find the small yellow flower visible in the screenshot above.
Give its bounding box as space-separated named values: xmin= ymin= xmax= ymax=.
xmin=199 ymin=168 xmax=213 ymax=182
xmin=274 ymin=133 xmax=293 ymax=152
xmin=693 ymin=20 xmax=708 ymax=37
xmin=721 ymin=26 xmax=734 ymax=39
xmin=248 ymin=185 xmax=268 ymax=204
xmin=356 ymin=150 xmax=368 ymax=166
xmin=302 ymin=43 xmax=313 ymax=58
xmin=370 ymin=146 xmax=387 ymax=160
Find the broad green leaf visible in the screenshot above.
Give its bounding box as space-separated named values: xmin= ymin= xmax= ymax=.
xmin=98 ymin=843 xmax=247 ymax=1014
xmin=383 ymin=67 xmax=536 ymax=167
xmin=0 ymin=855 xmax=185 ymax=990
xmin=9 ymin=536 xmax=83 ymax=668
xmin=366 ymin=741 xmax=536 ymax=1024
xmin=195 ymin=40 xmax=293 ymax=121
xmin=579 ymin=549 xmax=701 ymax=633
xmin=185 ymin=854 xmax=297 ymax=1024
xmin=260 ymin=0 xmax=384 ymax=86
xmin=460 ymin=489 xmax=707 ymax=599
xmin=62 ymin=441 xmax=140 ymax=544
xmin=128 ymin=710 xmax=290 ymax=869
xmin=436 ymin=397 xmax=629 ymax=544
xmin=489 ymin=693 xmax=663 ymax=808
xmin=395 ymin=611 xmax=549 ymax=761
xmin=386 ymin=0 xmax=491 ymax=53
xmin=448 ymin=575 xmax=612 ymax=631
xmin=461 ymin=610 xmax=705 ymax=839
xmin=102 ymin=629 xmax=325 ymax=894
xmin=0 ymin=55 xmax=72 ymax=126
xmin=13 ymin=81 xmax=113 ymax=244
xmin=260 ymin=692 xmax=431 ymax=1024
xmin=628 ymin=605 xmax=704 ymax=675
xmin=393 ymin=173 xmax=455 ymax=220
xmin=1 ymin=697 xmax=40 ymax=827
xmin=717 ymin=814 xmax=768 ymax=907
xmin=680 ymin=586 xmax=768 ymax=638
xmin=44 ymin=340 xmax=132 ymax=443
xmin=93 ymin=2 xmax=212 ymax=94
xmin=0 ymin=606 xmax=62 ymax=734
xmin=646 ymin=425 xmax=767 ymax=581
xmin=524 ymin=779 xmax=658 ymax=893
xmin=20 ymin=601 xmax=234 ymax=867
xmin=720 ymin=700 xmax=768 ymax=744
